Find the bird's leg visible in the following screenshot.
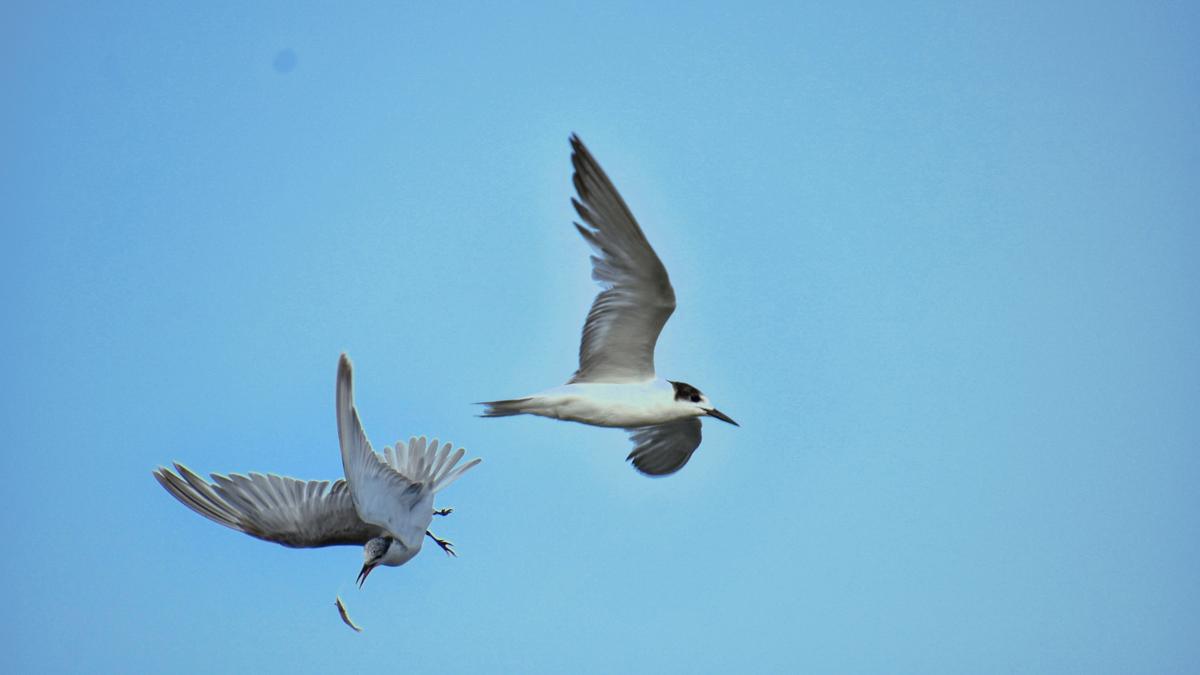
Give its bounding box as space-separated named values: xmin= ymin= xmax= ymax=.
xmin=426 ymin=530 xmax=456 ymax=557
xmin=432 ymin=507 xmax=453 ymax=517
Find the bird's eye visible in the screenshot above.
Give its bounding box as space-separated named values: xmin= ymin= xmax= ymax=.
xmin=690 ymin=395 xmax=700 ymax=403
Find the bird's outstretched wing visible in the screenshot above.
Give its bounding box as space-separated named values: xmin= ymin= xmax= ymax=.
xmin=336 ymin=355 xmax=480 ymax=550
xmin=568 ymin=135 xmax=676 ymax=384
xmin=153 ymin=465 xmax=378 ymax=547
xmin=625 ymin=418 xmax=703 ymax=476
xmin=336 ymin=354 xmax=434 ymax=551
xmin=381 ymin=436 xmax=482 ymax=495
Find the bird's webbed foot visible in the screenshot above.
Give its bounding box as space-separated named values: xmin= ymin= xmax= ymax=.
xmin=426 ymin=530 xmax=457 ymax=557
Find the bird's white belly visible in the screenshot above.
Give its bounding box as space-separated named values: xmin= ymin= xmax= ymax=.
xmin=530 ymin=381 xmax=678 ymax=428
xmin=382 ymin=539 xmax=420 ymax=567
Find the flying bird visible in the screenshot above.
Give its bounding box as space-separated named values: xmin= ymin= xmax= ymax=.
xmin=154 ymin=353 xmax=481 ymax=587
xmin=481 ymin=135 xmax=738 ymax=476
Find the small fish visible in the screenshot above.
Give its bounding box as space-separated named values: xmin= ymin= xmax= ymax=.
xmin=335 ymin=595 xmax=363 ymax=632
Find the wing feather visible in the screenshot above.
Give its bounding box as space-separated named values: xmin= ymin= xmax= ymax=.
xmin=625 ymin=418 xmax=704 ymax=477
xmin=567 ymin=135 xmax=676 ymax=383
xmin=433 ymin=457 xmax=483 ymax=492
xmin=336 ymin=356 xmax=482 ymax=551
xmin=378 ymin=437 xmax=480 ymax=495
xmin=153 ymin=464 xmax=376 ymax=547
xmin=336 ymin=355 xmax=434 ymax=550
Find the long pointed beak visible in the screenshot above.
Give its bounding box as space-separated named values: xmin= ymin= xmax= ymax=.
xmin=706 ymin=408 xmax=739 ymax=426
xmin=356 ymin=563 xmax=375 ymax=588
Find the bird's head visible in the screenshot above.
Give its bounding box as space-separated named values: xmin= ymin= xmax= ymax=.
xmin=669 ymin=381 xmax=738 ymax=426
xmin=357 ymin=536 xmax=392 ymax=588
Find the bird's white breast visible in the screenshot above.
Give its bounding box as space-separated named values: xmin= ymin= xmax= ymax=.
xmin=381 ymin=538 xmax=419 ymax=567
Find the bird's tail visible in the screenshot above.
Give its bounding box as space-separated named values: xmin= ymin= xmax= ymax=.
xmin=476 ymin=397 xmax=534 ymax=418
xmin=384 ymin=436 xmax=481 ymax=494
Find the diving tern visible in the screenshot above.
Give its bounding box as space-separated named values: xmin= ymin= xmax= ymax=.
xmin=481 ymin=135 xmax=738 ymax=476
xmin=154 ymin=353 xmax=480 ymax=587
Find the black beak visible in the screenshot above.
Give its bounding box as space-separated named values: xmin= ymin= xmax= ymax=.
xmin=706 ymin=408 xmax=739 ymax=426
xmin=356 ymin=563 xmax=374 ymax=588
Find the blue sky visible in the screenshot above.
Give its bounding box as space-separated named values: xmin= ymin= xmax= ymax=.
xmin=2 ymin=2 xmax=1198 ymax=672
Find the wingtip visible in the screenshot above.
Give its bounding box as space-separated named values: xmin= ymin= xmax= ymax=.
xmin=569 ymin=134 xmax=592 ymax=162
xmin=625 ymin=454 xmax=682 ymax=478
xmin=151 ymin=466 xmax=174 ymax=488
xmin=336 ymin=353 xmax=355 ymax=412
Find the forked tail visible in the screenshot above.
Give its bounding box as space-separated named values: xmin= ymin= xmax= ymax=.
xmin=477 ymin=397 xmax=534 ymax=418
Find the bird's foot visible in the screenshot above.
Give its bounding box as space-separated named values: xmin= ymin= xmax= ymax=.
xmin=426 ymin=530 xmax=457 ymax=557
xmin=433 ymin=508 xmax=453 ymax=517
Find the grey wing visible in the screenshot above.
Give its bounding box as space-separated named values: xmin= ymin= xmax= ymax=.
xmin=336 ymin=354 xmax=435 ymax=551
xmin=153 ymin=464 xmax=378 ymax=547
xmin=568 ymin=135 xmax=676 ymax=384
xmin=625 ymin=418 xmax=703 ymax=476
xmin=382 ymin=436 xmax=483 ymax=495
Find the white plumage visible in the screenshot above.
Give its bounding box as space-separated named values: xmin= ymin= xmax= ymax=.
xmin=481 ymin=136 xmax=737 ymax=477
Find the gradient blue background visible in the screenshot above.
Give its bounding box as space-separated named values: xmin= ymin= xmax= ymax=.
xmin=3 ymin=2 xmax=1198 ymax=672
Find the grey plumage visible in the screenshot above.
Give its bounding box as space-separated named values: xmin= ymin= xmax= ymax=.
xmin=154 ymin=465 xmax=378 ymax=547
xmin=478 ymin=397 xmax=533 ymax=418
xmin=626 ymin=418 xmax=703 ymax=476
xmin=567 ymin=134 xmax=676 ymax=384
xmin=154 ymin=354 xmax=481 ymax=554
